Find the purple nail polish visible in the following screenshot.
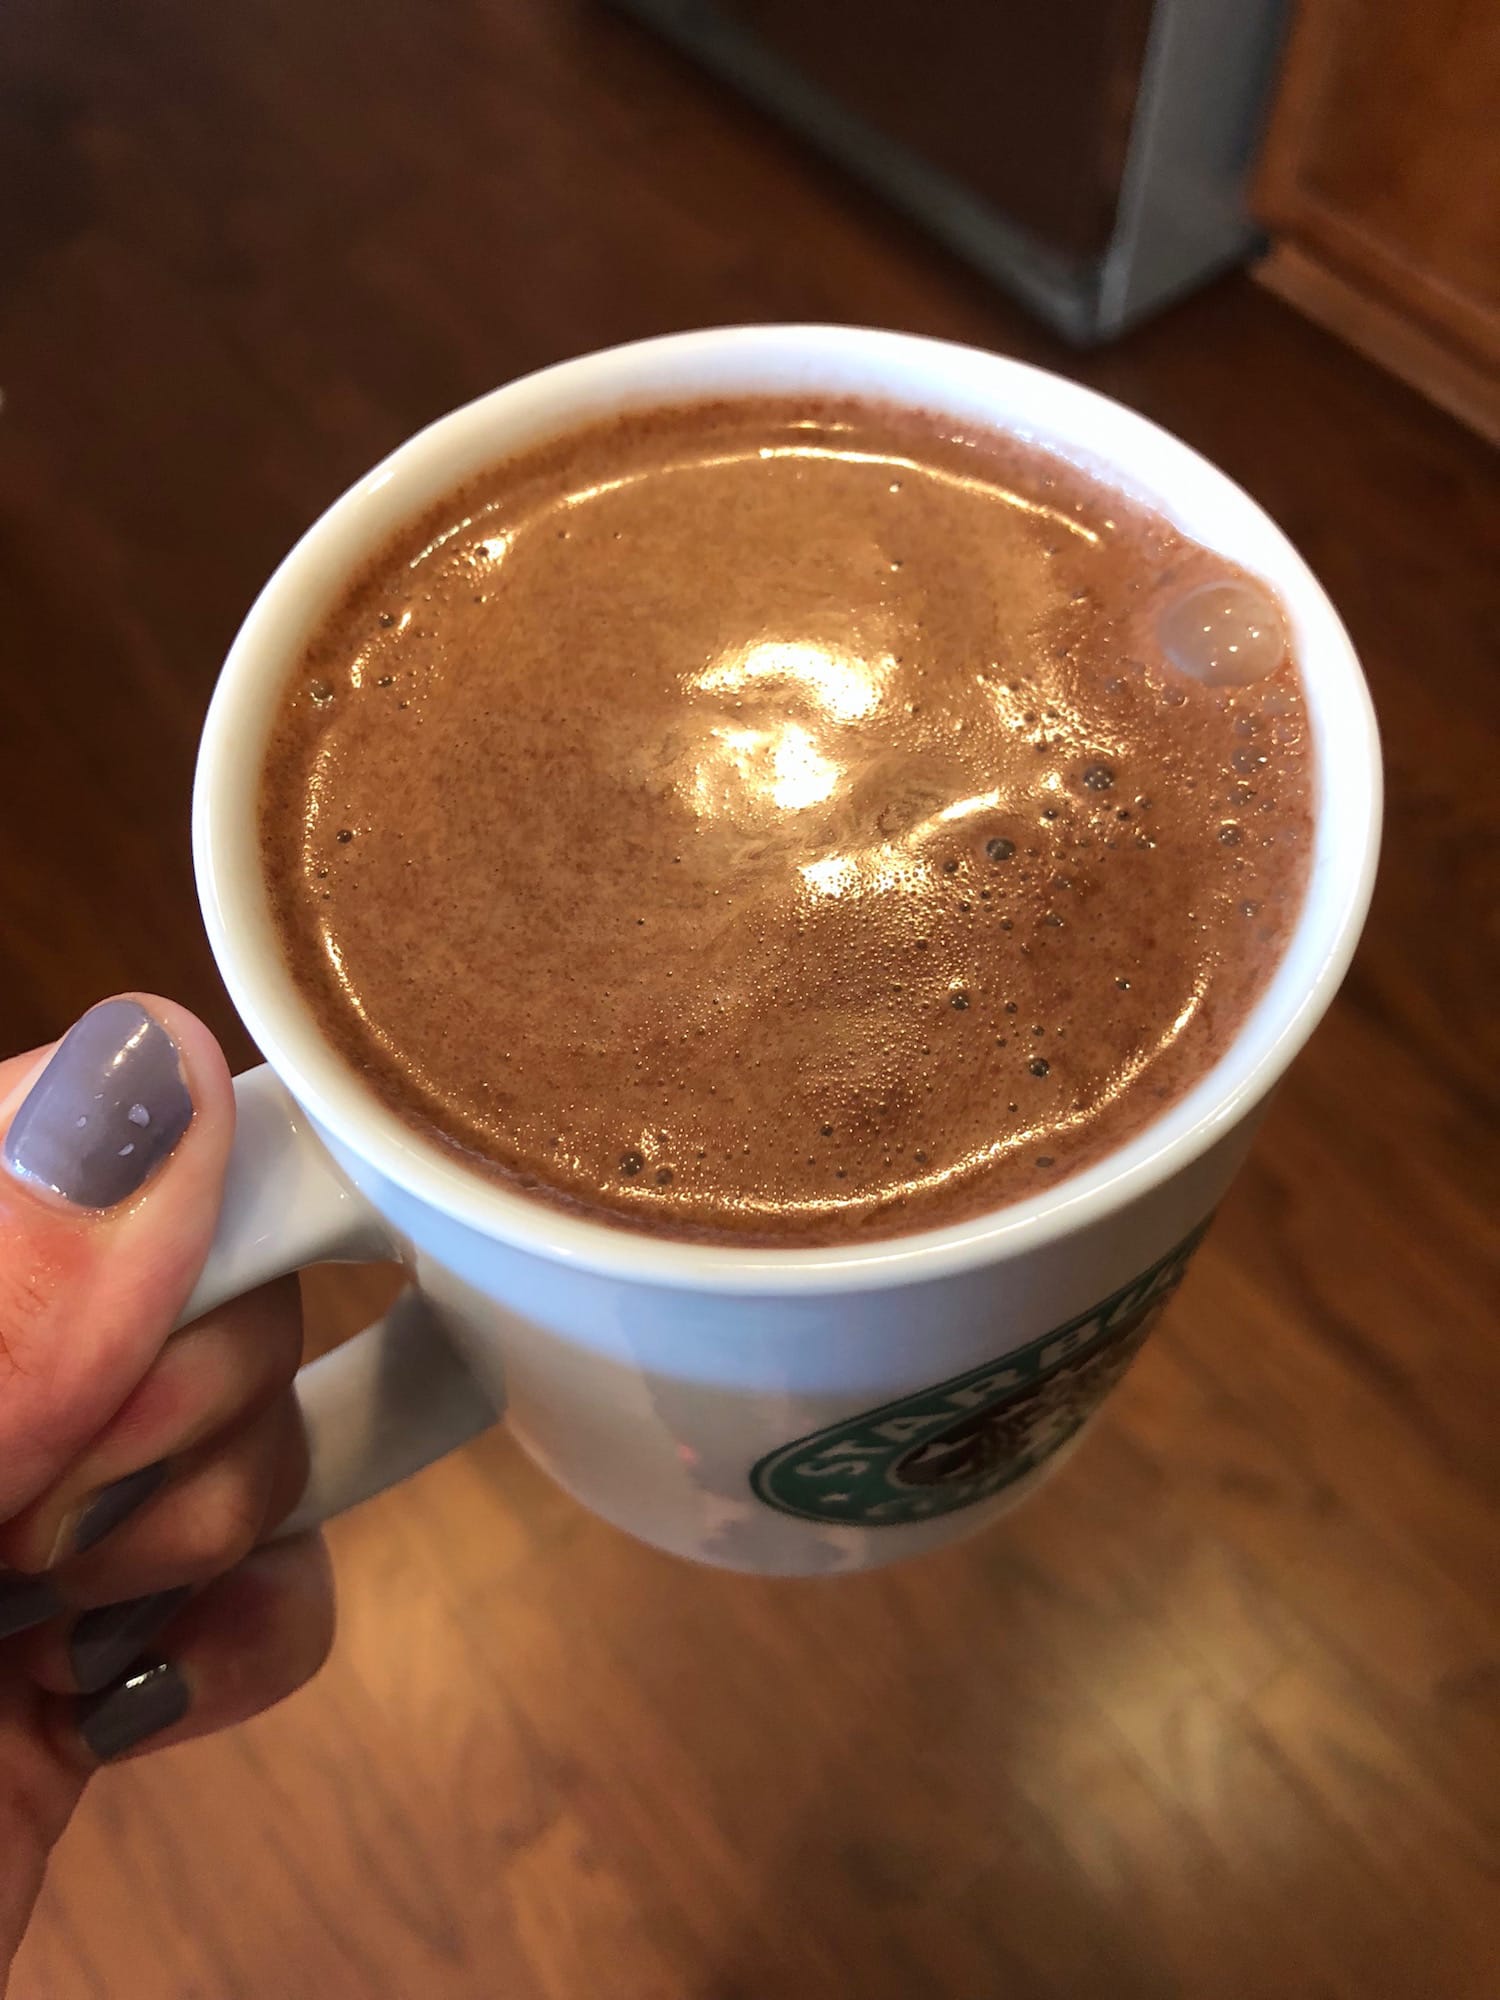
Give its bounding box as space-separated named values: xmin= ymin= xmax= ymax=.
xmin=70 ymin=1587 xmax=191 ymax=1694
xmin=72 ymin=1460 xmax=168 ymax=1555
xmin=76 ymin=1659 xmax=190 ymax=1762
xmin=2 ymin=1000 xmax=193 ymax=1209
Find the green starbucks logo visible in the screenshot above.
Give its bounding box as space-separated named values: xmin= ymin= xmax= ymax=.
xmin=751 ymin=1226 xmax=1207 ymax=1527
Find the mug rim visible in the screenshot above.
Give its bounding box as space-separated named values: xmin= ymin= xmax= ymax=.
xmin=194 ymin=324 xmax=1381 ymax=1296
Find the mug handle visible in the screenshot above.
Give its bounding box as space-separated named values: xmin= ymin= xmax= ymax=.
xmin=174 ymin=1067 xmax=500 ymax=1535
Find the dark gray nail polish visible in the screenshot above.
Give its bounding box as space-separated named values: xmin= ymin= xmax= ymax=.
xmin=2 ymin=999 xmax=193 ymax=1209
xmin=71 ymin=1459 xmax=168 ymax=1555
xmin=69 ymin=1587 xmax=191 ymax=1693
xmin=0 ymin=1572 xmax=63 ymax=1641
xmin=76 ymin=1659 xmax=190 ymax=1762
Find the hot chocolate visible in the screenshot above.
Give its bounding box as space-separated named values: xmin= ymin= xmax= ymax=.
xmin=260 ymin=396 xmax=1313 ymax=1244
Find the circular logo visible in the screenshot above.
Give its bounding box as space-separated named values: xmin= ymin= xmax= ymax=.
xmin=750 ymin=1227 xmax=1205 ymax=1526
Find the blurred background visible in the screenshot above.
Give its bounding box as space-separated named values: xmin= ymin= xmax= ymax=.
xmin=2 ymin=1 xmax=1496 ymax=1994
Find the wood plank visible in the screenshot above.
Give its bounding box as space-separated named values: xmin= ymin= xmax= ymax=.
xmin=1256 ymin=0 xmax=1500 ymax=369
xmin=1258 ymin=245 xmax=1500 ymax=449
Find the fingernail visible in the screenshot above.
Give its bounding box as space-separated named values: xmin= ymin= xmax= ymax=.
xmin=0 ymin=1573 xmax=63 ymax=1641
xmin=68 ymin=1460 xmax=169 ymax=1557
xmin=76 ymin=1659 xmax=190 ymax=1762
xmin=2 ymin=999 xmax=193 ymax=1209
xmin=69 ymin=1587 xmax=191 ymax=1694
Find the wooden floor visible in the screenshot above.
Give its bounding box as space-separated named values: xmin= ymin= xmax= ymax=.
xmin=3 ymin=3 xmax=1497 ymax=1994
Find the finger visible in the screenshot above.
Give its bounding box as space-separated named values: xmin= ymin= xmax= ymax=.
xmin=42 ymin=1394 xmax=311 ymax=1611
xmin=2 ymin=1392 xmax=309 ymax=1643
xmin=20 ymin=1385 xmax=312 ymax=1694
xmin=0 ymin=1275 xmax=303 ymax=1575
xmin=17 ymin=1397 xmax=310 ymax=1684
xmin=0 ymin=996 xmax=235 ymax=1517
xmin=40 ymin=1534 xmax=335 ymax=1769
xmin=7 ymin=1388 xmax=309 ymax=1650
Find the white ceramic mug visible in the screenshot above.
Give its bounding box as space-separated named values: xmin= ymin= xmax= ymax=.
xmin=188 ymin=325 xmax=1381 ymax=1577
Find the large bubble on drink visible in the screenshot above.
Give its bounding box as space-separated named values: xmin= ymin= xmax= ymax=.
xmin=1157 ymin=579 xmax=1288 ymax=688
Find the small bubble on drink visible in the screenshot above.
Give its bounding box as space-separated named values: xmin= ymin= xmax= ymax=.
xmin=1158 ymin=578 xmax=1286 ymax=687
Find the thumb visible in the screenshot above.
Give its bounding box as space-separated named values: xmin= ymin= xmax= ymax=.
xmin=0 ymin=997 xmax=235 ymax=1520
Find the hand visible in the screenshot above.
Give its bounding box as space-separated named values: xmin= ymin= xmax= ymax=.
xmin=0 ymin=997 xmax=335 ymax=1987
